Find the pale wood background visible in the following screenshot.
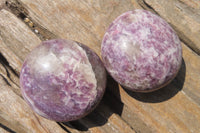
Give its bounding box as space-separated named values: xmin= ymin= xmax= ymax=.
xmin=0 ymin=0 xmax=200 ymax=133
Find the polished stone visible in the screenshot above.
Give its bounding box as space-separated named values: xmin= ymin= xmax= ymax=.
xmin=20 ymin=39 xmax=106 ymax=121
xmin=101 ymin=9 xmax=182 ymax=92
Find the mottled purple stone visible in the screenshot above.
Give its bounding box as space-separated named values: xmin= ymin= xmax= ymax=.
xmin=101 ymin=9 xmax=182 ymax=92
xmin=20 ymin=39 xmax=106 ymax=122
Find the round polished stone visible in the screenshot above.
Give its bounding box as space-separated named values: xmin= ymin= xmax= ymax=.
xmin=101 ymin=9 xmax=182 ymax=92
xmin=20 ymin=39 xmax=106 ymax=122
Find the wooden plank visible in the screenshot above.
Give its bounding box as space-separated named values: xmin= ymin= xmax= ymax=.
xmin=0 ymin=0 xmax=200 ymax=132
xmin=0 ymin=123 xmax=16 ymax=133
xmin=79 ymin=102 xmax=135 ymax=133
xmin=0 ymin=127 xmax=10 ymax=133
xmin=59 ymin=122 xmax=88 ymax=133
xmin=78 ymin=113 xmax=108 ymax=133
xmin=76 ymin=107 xmax=127 ymax=133
xmin=18 ymin=0 xmax=135 ymax=56
xmin=109 ymin=85 xmax=200 ymax=133
xmin=120 ymin=105 xmax=154 ymax=133
xmin=180 ymin=43 xmax=200 ymax=105
xmin=102 ymin=89 xmax=154 ymax=133
xmin=143 ymin=0 xmax=200 ymax=55
xmin=0 ymin=9 xmax=41 ymax=72
xmin=0 ymin=8 xmax=40 ymax=95
xmin=97 ymin=102 xmax=135 ymax=133
xmin=0 ymin=1 xmax=5 ymax=9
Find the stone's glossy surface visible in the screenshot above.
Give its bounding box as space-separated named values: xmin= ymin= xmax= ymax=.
xmin=101 ymin=9 xmax=182 ymax=92
xmin=20 ymin=39 xmax=106 ymax=122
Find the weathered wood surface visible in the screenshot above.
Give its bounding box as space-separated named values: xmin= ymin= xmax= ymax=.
xmin=0 ymin=0 xmax=200 ymax=133
xmin=0 ymin=127 xmax=10 ymax=133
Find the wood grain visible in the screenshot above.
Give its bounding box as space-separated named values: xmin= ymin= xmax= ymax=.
xmin=180 ymin=43 xmax=200 ymax=105
xmin=18 ymin=0 xmax=135 ymax=56
xmin=0 ymin=127 xmax=10 ymax=133
xmin=97 ymin=102 xmax=135 ymax=133
xmin=0 ymin=9 xmax=41 ymax=71
xmin=0 ymin=0 xmax=200 ymax=132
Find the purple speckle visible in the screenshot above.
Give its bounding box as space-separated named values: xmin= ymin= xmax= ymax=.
xmin=101 ymin=9 xmax=182 ymax=92
xmin=20 ymin=39 xmax=106 ymax=122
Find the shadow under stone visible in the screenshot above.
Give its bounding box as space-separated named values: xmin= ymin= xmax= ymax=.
xmin=61 ymin=73 xmax=124 ymax=131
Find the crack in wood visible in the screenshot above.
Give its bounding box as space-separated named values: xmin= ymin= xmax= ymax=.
xmin=57 ymin=123 xmax=71 ymax=133
xmin=0 ymin=123 xmax=16 ymax=133
xmin=137 ymin=0 xmax=159 ymax=14
xmin=0 ymin=53 xmax=19 ymax=77
xmin=0 ymin=53 xmax=20 ymax=88
xmin=0 ymin=53 xmax=23 ymax=98
xmin=0 ymin=74 xmax=11 ymax=86
xmin=5 ymin=0 xmax=28 ymax=19
xmin=4 ymin=0 xmax=58 ymax=41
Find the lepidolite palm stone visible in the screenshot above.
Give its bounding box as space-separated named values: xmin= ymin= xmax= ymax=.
xmin=101 ymin=9 xmax=182 ymax=92
xmin=20 ymin=39 xmax=106 ymax=122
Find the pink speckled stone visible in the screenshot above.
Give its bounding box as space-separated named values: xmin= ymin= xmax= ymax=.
xmin=101 ymin=9 xmax=182 ymax=92
xmin=20 ymin=39 xmax=106 ymax=122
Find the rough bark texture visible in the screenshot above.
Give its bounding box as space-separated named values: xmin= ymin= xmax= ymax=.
xmin=0 ymin=0 xmax=200 ymax=132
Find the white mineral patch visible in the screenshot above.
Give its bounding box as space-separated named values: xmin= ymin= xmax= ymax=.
xmin=34 ymin=52 xmax=63 ymax=75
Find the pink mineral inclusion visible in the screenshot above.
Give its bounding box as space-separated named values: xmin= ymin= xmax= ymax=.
xmin=20 ymin=39 xmax=106 ymax=121
xmin=101 ymin=9 xmax=182 ymax=92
